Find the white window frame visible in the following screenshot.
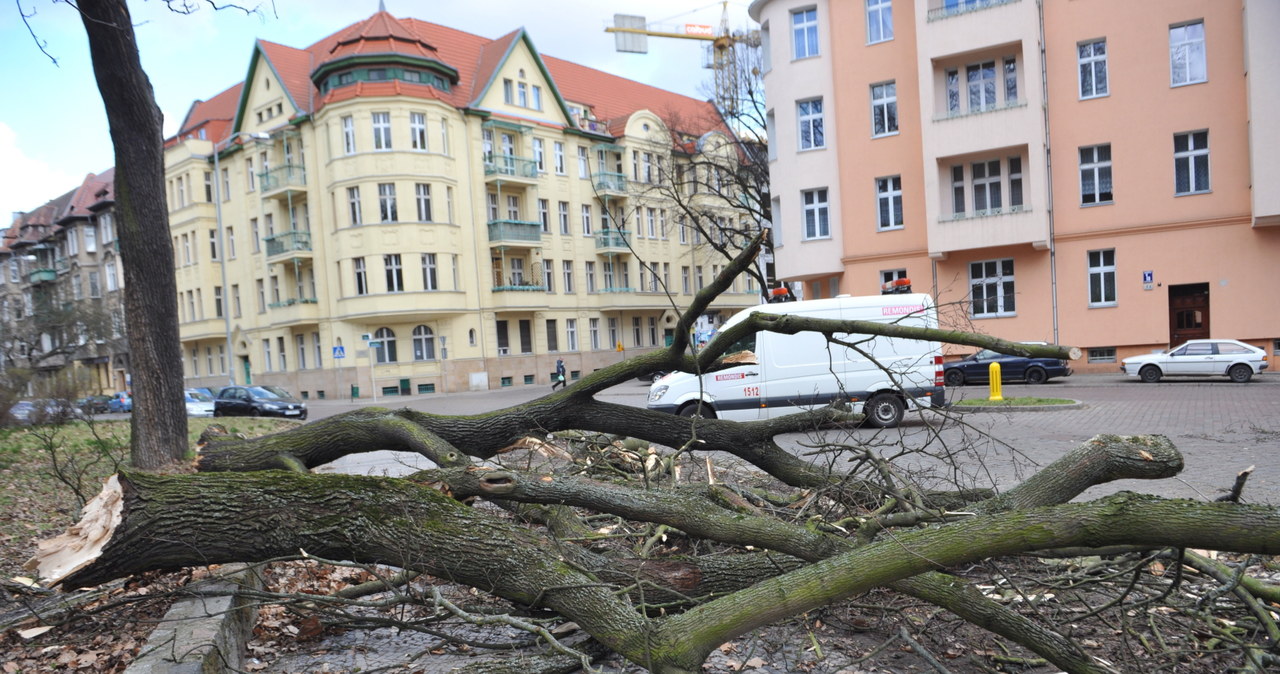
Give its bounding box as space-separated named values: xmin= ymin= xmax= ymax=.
xmin=533 ymin=138 xmax=545 ymax=172
xmin=342 ymin=116 xmax=356 ymax=154
xmin=801 ymin=188 xmax=830 ymax=240
xmin=565 ymin=318 xmax=578 ymax=351
xmin=1078 ymin=39 xmax=1108 ymax=99
xmin=1087 ymin=249 xmax=1117 ymax=307
xmin=1079 ymin=144 xmax=1113 ymax=205
xmin=797 ymin=98 xmax=824 ymax=150
xmin=876 ymin=176 xmax=903 ymax=231
xmin=581 ymin=204 xmax=593 ymax=236
xmin=354 ymin=257 xmax=368 ymax=296
xmin=791 ymin=7 xmax=819 ymax=60
xmin=870 ymin=81 xmax=897 ymax=137
xmin=558 ymin=201 xmax=570 ymax=235
xmin=410 ymin=112 xmax=428 ymax=150
xmin=969 ymin=258 xmax=1015 ymax=318
xmin=347 ymin=187 xmax=362 ymax=226
xmin=553 ymin=142 xmax=566 ymax=174
xmin=415 ymin=183 xmax=432 ymax=221
xmin=562 ymin=260 xmax=574 ymax=293
xmin=1174 ymin=130 xmax=1210 ymax=195
xmin=1169 ymin=20 xmax=1206 ymax=87
xmin=378 ymin=182 xmax=398 ymax=222
xmin=372 ymin=111 xmax=392 ymax=150
xmin=422 ymin=253 xmax=438 ymax=290
xmin=866 ymin=0 xmax=892 ymax=44
xmin=381 ymin=255 xmax=401 ymax=292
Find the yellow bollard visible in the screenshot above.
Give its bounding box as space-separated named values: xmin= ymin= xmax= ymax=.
xmin=988 ymin=362 xmax=1003 ymax=401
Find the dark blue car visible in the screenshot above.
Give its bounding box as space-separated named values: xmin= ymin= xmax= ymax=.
xmin=944 ymin=347 xmax=1072 ymax=386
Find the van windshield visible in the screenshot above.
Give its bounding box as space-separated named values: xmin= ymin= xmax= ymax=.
xmin=713 ymin=331 xmax=757 ymax=360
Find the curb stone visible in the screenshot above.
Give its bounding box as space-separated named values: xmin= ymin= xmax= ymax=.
xmin=949 ymin=400 xmax=1084 ymax=413
xmin=124 ymin=564 xmax=260 ymax=674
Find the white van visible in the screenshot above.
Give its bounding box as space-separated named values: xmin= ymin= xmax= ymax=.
xmin=647 ymin=293 xmax=946 ymax=428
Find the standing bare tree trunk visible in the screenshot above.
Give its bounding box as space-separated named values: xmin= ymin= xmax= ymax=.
xmin=77 ymin=0 xmax=187 ymax=468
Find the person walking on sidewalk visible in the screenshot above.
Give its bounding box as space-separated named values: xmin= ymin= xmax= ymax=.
xmin=552 ymin=358 xmax=567 ymax=390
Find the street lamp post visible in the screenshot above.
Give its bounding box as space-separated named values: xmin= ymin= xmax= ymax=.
xmin=210 ymin=132 xmax=269 ymax=386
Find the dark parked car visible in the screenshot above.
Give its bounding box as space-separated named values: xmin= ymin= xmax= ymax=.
xmin=76 ymin=395 xmax=113 ymax=415
xmin=214 ymin=386 xmax=308 ymax=420
xmin=944 ymin=346 xmax=1072 ymax=386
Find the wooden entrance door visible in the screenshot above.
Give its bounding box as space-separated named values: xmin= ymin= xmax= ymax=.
xmin=1168 ymin=283 xmax=1210 ymax=345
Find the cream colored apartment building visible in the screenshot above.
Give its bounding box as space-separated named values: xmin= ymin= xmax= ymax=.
xmin=751 ymin=0 xmax=1280 ymax=370
xmin=163 ymin=10 xmax=758 ymax=399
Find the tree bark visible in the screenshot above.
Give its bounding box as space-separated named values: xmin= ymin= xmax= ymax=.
xmin=77 ymin=0 xmax=188 ymax=469
xmin=28 ymin=472 xmax=1280 ymax=673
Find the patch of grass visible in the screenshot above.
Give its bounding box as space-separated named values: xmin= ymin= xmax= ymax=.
xmin=954 ymin=396 xmax=1074 ymax=407
xmin=0 ymin=416 xmax=296 ymax=580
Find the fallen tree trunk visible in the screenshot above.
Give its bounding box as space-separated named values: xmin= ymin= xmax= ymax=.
xmin=27 ymin=471 xmax=1280 ymax=673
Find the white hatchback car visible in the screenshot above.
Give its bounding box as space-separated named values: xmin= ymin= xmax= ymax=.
xmin=1121 ymin=339 xmax=1268 ymax=383
xmin=184 ymin=389 xmax=216 ymax=417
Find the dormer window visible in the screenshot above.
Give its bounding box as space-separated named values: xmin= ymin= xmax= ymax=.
xmin=368 ymin=68 xmax=387 ymax=81
xmin=339 ymin=72 xmax=355 ymax=85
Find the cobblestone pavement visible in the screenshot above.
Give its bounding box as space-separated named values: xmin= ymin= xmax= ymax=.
xmin=268 ymin=373 xmax=1280 ymax=672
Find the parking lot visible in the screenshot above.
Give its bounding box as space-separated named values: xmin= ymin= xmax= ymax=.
xmin=298 ymin=372 xmax=1280 ymax=504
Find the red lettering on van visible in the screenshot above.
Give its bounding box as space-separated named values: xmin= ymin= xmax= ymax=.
xmin=882 ymin=305 xmax=924 ymax=316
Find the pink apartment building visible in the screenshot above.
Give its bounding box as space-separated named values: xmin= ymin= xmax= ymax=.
xmin=750 ymin=0 xmax=1280 ymax=370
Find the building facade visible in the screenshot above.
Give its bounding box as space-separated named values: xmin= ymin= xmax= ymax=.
xmin=751 ymin=0 xmax=1280 ymax=370
xmin=0 ymin=172 xmax=128 ymax=395
xmin=164 ymin=10 xmax=760 ymax=399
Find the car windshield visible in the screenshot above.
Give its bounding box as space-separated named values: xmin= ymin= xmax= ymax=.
xmin=185 ymin=391 xmax=214 ymax=402
xmin=247 ymin=386 xmax=293 ymax=401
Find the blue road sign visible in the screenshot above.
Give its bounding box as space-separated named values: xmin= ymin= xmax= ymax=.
xmin=333 ymin=345 xmax=346 ymax=359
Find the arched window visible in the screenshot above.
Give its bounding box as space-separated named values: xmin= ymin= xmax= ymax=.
xmin=373 ymin=327 xmax=397 ymax=363
xmin=412 ymin=325 xmax=435 ymax=361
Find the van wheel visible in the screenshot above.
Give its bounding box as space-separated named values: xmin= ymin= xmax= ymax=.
xmin=678 ymin=402 xmax=716 ymax=419
xmin=1228 ymin=364 xmax=1253 ymax=383
xmin=1139 ymin=365 xmax=1162 ymax=383
xmin=1024 ymin=367 xmax=1047 ymax=385
xmin=864 ymin=393 xmax=905 ymax=428
xmin=944 ymin=369 xmax=965 ymax=387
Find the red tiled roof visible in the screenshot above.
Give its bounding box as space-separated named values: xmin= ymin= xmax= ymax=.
xmin=467 ymin=29 xmax=521 ymax=105
xmin=174 ymin=83 xmax=243 ymax=145
xmin=257 ymin=40 xmax=317 ymax=119
xmin=328 ymin=10 xmax=438 ymax=60
xmin=62 ymin=170 xmax=115 ymax=222
xmin=179 ymin=11 xmax=730 ymax=149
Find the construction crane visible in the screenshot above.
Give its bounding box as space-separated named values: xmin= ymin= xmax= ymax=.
xmin=606 ymin=2 xmax=760 ymax=115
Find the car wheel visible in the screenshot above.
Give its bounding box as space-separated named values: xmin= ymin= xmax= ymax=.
xmin=944 ymin=369 xmax=965 ymax=387
xmin=677 ymin=401 xmax=716 ymax=419
xmin=1139 ymin=365 xmax=1162 ymax=383
xmin=213 ymin=409 xmax=223 ymax=418
xmin=863 ymin=393 xmax=905 ymax=429
xmin=1024 ymin=367 xmax=1047 ymax=385
xmin=1228 ymin=364 xmax=1253 ymax=383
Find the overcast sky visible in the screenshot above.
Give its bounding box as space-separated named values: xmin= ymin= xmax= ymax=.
xmin=0 ymin=0 xmax=754 ymax=221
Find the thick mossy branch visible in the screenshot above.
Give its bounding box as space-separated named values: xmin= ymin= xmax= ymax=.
xmin=197 ymin=407 xmax=467 ymax=472
xmin=975 ymin=434 xmax=1184 ymax=514
xmin=652 ymin=493 xmax=1280 ymax=670
xmin=30 ymin=473 xmax=1280 ymax=673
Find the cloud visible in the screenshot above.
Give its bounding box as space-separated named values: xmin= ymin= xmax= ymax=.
xmin=0 ymin=121 xmax=85 ymax=222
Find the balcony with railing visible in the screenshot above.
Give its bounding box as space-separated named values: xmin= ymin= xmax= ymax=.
xmin=926 ymin=0 xmax=1020 ymax=21
xmin=28 ymin=268 xmax=56 ymax=284
xmin=266 ymin=296 xmax=320 ymax=325
xmin=483 ymin=154 xmax=539 ymax=184
xmin=592 ymin=171 xmax=629 ymax=197
xmin=595 ymin=229 xmax=631 ymax=255
xmin=259 ymin=164 xmax=307 ymax=199
xmin=264 ymin=230 xmax=313 ymax=262
xmin=487 ymin=219 xmax=543 ymax=249
xmin=55 ymin=257 xmax=69 ymax=274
